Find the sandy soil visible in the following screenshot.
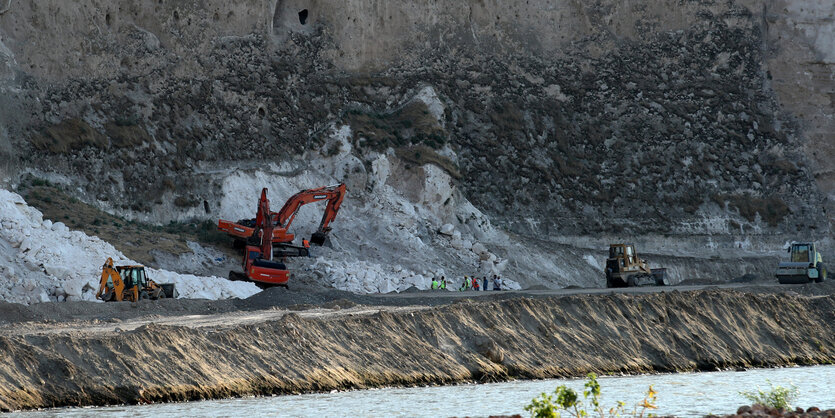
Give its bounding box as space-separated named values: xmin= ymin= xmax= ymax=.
xmin=1 ymin=282 xmax=834 ymax=412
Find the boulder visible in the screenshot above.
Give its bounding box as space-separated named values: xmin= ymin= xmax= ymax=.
xmin=63 ymin=278 xmax=86 ymax=297
xmin=439 ymin=223 xmax=455 ymax=236
xmin=51 ymin=222 xmax=68 ymax=233
xmin=472 ymin=242 xmax=488 ymax=256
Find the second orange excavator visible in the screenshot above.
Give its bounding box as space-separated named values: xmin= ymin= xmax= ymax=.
xmin=218 ymin=183 xmax=346 ymax=257
xmin=227 ymin=188 xmax=291 ymax=288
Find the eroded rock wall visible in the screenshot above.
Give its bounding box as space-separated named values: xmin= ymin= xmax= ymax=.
xmin=0 ymin=0 xmax=832 ymax=284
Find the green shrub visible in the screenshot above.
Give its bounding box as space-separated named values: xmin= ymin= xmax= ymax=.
xmin=740 ymin=381 xmax=798 ymax=410
xmin=524 ymin=373 xmax=657 ymax=418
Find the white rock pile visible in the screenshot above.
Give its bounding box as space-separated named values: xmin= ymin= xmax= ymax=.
xmin=309 ymin=257 xmax=437 ymax=293
xmin=0 ymin=189 xmax=260 ymax=304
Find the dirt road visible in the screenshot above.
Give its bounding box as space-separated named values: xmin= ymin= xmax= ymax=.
xmin=0 ymin=279 xmax=813 ymax=331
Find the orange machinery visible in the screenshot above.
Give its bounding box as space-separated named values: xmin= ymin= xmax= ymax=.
xmin=228 ymin=188 xmax=290 ymax=287
xmin=218 ymin=184 xmax=346 ymax=257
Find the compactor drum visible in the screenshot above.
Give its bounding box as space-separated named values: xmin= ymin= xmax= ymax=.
xmin=775 ymin=242 xmax=827 ymax=284
xmin=605 ymin=244 xmax=668 ymax=288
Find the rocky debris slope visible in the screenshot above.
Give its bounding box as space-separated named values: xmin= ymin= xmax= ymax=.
xmin=0 ymin=289 xmax=833 ymax=411
xmin=0 ymin=189 xmax=259 ymax=304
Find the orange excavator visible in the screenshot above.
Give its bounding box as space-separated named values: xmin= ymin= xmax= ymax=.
xmin=227 ymin=188 xmax=290 ymax=288
xmin=218 ymin=184 xmax=346 ymax=257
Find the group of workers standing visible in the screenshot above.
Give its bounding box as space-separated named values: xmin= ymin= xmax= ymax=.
xmin=430 ymin=275 xmax=503 ymax=291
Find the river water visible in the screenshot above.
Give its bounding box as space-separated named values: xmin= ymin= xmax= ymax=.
xmin=14 ymin=365 xmax=835 ymax=417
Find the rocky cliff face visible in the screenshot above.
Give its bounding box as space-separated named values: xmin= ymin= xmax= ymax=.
xmin=0 ymin=0 xmax=832 ymax=287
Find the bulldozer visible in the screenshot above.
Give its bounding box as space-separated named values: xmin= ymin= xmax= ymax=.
xmin=775 ymin=242 xmax=827 ymax=284
xmin=604 ymin=244 xmax=668 ymax=288
xmin=96 ymin=257 xmax=178 ymax=302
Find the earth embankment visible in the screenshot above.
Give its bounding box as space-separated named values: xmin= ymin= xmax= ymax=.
xmin=1 ymin=289 xmax=834 ymax=411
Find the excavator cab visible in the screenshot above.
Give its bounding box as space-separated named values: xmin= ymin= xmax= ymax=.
xmin=117 ymin=266 xmax=146 ymax=289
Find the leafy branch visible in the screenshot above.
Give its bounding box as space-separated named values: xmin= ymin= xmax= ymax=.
xmin=524 ymin=373 xmax=657 ymax=418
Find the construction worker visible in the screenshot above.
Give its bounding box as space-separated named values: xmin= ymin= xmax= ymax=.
xmin=440 ymin=276 xmax=447 ymax=290
xmin=431 ymin=278 xmax=439 ymax=290
xmin=303 ymin=239 xmax=311 ymax=257
xmin=471 ymin=276 xmax=479 ymax=291
xmin=493 ymin=275 xmax=502 ymax=291
xmin=482 ymin=276 xmax=488 ymax=291
xmin=460 ymin=276 xmax=470 ymax=291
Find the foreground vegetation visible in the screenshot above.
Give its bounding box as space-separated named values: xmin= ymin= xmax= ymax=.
xmin=525 ymin=374 xmax=802 ymax=418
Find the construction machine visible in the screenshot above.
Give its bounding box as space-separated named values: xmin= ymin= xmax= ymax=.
xmin=227 ymin=188 xmax=291 ymax=288
xmin=96 ymin=257 xmax=178 ymax=302
xmin=218 ymin=183 xmax=346 ymax=256
xmin=604 ymin=244 xmax=669 ymax=288
xmin=775 ymin=242 xmax=827 ymax=284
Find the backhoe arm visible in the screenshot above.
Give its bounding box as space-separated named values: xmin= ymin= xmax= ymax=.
xmin=96 ymin=257 xmax=125 ymax=301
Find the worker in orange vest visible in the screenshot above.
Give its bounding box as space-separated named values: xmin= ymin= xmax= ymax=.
xmin=303 ymin=238 xmax=310 ymax=257
xmin=471 ymin=276 xmax=480 ymax=291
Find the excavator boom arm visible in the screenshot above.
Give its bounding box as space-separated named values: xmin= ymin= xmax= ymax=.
xmin=274 ymin=184 xmax=346 ymax=244
xmin=218 ymin=184 xmax=346 ymax=247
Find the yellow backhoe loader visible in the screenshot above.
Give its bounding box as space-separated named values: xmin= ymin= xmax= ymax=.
xmin=96 ymin=257 xmax=177 ymax=302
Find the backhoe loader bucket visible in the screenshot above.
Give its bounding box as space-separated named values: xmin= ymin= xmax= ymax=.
xmin=160 ymin=283 xmax=178 ymax=299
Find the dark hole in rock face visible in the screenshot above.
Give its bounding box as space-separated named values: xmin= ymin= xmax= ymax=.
xmin=258 ymin=107 xmax=266 ymax=117
xmin=173 ymin=10 xmax=179 ymax=21
xmin=298 ymin=9 xmax=308 ymax=25
xmin=203 ymin=200 xmax=210 ymax=214
xmin=105 ymin=13 xmax=111 ymax=26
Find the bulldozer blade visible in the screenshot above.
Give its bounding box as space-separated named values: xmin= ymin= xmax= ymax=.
xmin=310 ymin=232 xmax=327 ymax=246
xmin=651 ymin=268 xmax=669 ymax=286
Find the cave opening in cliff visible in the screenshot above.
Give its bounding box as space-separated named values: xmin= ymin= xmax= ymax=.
xmin=298 ymin=9 xmax=308 ymax=25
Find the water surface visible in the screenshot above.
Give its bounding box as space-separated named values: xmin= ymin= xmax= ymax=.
xmin=15 ymin=365 xmax=835 ymax=417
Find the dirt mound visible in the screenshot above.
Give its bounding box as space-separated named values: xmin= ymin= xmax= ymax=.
xmin=1 ymin=289 xmax=834 ymax=411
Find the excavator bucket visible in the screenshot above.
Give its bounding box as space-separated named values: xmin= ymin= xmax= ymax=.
xmin=310 ymin=231 xmax=327 ymax=246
